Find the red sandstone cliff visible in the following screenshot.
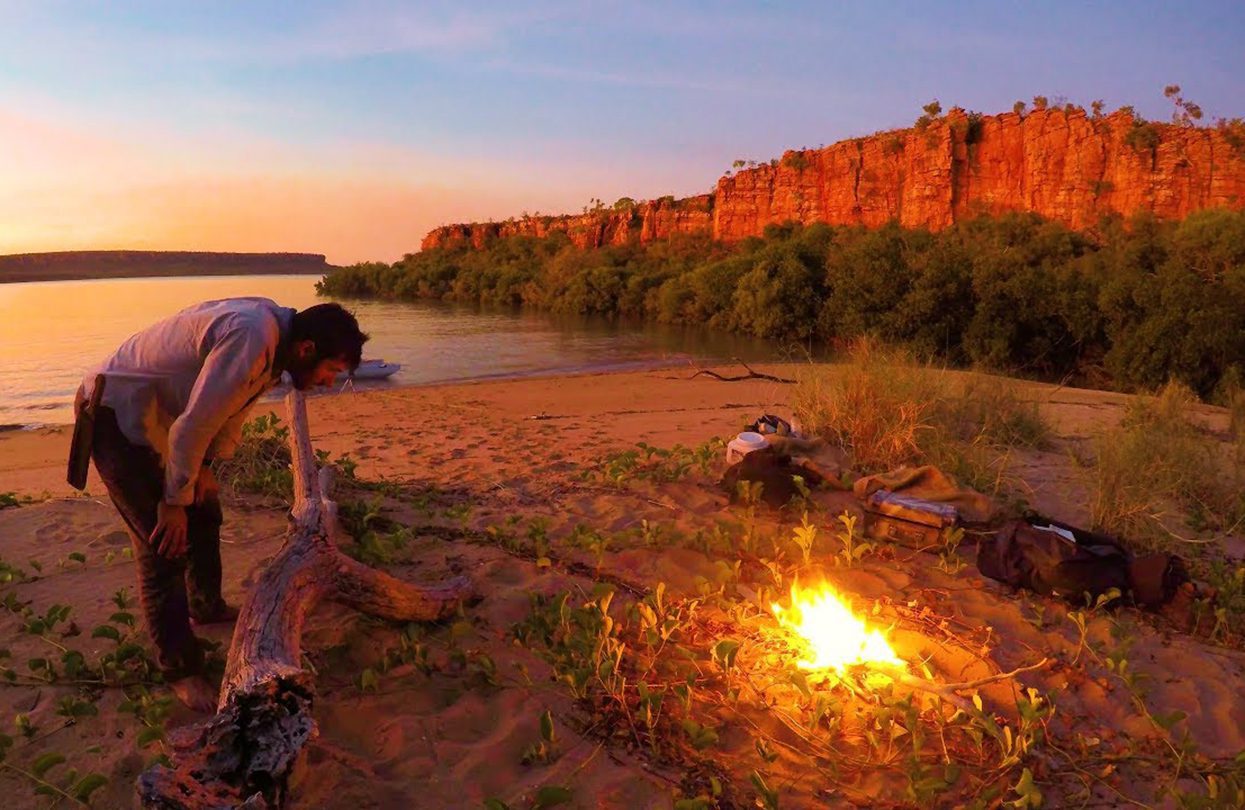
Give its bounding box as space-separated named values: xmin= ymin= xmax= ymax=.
xmin=421 ymin=108 xmax=1245 ymax=250
xmin=421 ymin=194 xmax=715 ymax=251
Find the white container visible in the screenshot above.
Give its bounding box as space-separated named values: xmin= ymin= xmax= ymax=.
xmin=726 ymin=431 xmax=767 ymax=465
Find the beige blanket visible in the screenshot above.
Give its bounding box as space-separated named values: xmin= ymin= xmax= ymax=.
xmin=852 ymin=465 xmax=1000 ymax=524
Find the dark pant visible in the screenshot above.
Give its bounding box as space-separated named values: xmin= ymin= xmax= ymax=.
xmin=91 ymin=406 xmax=225 ymax=679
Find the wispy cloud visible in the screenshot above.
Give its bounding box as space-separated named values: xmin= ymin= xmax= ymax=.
xmin=92 ymin=2 xmax=573 ymax=65
xmin=0 ymin=2 xmax=555 ymax=69
xmin=477 ymin=58 xmax=781 ymax=95
xmin=269 ymin=2 xmax=511 ymax=60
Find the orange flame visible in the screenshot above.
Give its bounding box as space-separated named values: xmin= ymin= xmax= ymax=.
xmin=771 ymin=583 xmax=903 ymax=672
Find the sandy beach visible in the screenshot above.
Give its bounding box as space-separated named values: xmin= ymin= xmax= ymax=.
xmin=1 ymin=365 xmax=1242 ymax=808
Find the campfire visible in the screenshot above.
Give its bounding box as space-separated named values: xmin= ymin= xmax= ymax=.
xmin=771 ymin=583 xmax=904 ymax=672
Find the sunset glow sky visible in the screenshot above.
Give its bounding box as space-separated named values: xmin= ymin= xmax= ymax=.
xmin=2 ymin=1 xmax=1242 ymax=264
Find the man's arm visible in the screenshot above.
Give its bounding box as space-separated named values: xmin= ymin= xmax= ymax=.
xmin=164 ymin=324 xmax=274 ymax=506
xmin=206 ymin=407 xmax=252 ymax=463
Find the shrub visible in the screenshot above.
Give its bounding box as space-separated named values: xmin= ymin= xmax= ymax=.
xmin=780 ymin=151 xmax=809 ymax=171
xmin=941 ymin=373 xmax=1050 ymax=450
xmin=1124 ymin=120 xmax=1161 ymax=152
xmin=965 ymin=112 xmax=984 ymax=144
xmin=215 ymin=413 xmax=293 ymax=500
xmin=1218 ymin=117 xmax=1245 ymax=158
xmin=820 ymin=223 xmax=920 ymax=340
xmin=1089 ymin=382 xmax=1244 ymax=548
xmin=792 ymin=340 xmax=938 ymax=472
xmin=1224 ymin=383 xmax=1245 ymax=442
xmin=1091 ymin=180 xmax=1114 ymax=197
xmin=792 ymin=340 xmax=1050 ymax=492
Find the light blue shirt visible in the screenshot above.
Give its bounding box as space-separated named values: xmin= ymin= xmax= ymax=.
xmin=83 ymin=297 xmax=295 ymax=505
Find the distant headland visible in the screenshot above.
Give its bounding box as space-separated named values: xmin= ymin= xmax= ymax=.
xmin=0 ymin=250 xmax=333 ymax=284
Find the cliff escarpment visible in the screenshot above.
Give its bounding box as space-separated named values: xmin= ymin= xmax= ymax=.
xmin=422 ymin=194 xmax=715 ymax=252
xmin=422 ymin=108 xmax=1245 ymax=250
xmin=0 ymin=251 xmax=333 ymax=284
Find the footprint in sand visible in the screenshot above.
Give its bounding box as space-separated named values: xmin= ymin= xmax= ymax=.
xmin=35 ymin=521 xmax=71 ymax=542
xmin=89 ymin=529 xmax=131 ymax=548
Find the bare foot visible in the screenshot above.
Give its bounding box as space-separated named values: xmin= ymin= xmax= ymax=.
xmin=169 ymin=676 xmax=217 ymax=712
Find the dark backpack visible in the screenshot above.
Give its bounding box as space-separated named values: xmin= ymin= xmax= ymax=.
xmin=720 ymin=446 xmax=824 ymax=509
xmin=976 ymin=519 xmax=1187 ymax=608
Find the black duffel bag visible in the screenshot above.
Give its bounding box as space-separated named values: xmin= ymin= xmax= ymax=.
xmin=976 ymin=518 xmax=1187 ymax=608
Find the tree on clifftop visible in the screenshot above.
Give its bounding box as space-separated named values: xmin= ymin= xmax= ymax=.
xmin=1164 ymin=84 xmax=1203 ymax=126
xmin=915 ymin=99 xmax=943 ymax=129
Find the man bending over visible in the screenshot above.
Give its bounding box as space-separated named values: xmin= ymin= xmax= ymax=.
xmin=75 ymin=299 xmax=367 ymax=710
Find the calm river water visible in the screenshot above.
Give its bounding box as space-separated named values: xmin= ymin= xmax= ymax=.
xmin=0 ymin=274 xmax=783 ymax=427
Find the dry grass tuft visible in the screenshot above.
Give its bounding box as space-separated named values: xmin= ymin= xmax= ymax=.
xmin=1089 ymin=381 xmax=1245 ymax=548
xmin=792 ymin=339 xmax=1049 ymax=495
xmin=1229 ymin=390 xmax=1245 ymax=440
xmin=792 ymin=340 xmax=937 ymax=472
xmin=1224 ymin=383 xmax=1245 ymax=466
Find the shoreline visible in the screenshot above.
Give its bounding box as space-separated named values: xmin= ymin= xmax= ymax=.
xmin=0 ymin=363 xmax=804 ymax=500
xmin=1 ymin=359 xmax=1229 ymax=512
xmin=0 ymin=357 xmax=706 ymax=431
xmin=0 ymin=355 xmax=1158 ymax=434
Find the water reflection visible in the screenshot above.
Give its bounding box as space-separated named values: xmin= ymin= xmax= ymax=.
xmin=0 ymin=274 xmax=785 ymax=426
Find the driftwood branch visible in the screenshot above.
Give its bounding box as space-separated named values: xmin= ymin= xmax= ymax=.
xmin=893 ymin=657 xmax=1052 ymax=713
xmin=688 ymin=359 xmax=795 ymax=384
xmin=137 ymin=391 xmax=473 ymax=809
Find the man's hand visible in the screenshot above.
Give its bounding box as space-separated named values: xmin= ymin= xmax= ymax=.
xmin=195 ymin=465 xmax=219 ymax=505
xmin=151 ymin=502 xmax=189 ymax=558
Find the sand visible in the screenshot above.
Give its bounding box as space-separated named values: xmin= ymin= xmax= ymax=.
xmin=0 ymin=365 xmax=1242 ymax=809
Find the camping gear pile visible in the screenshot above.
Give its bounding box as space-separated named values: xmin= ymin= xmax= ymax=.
xmin=719 ymin=414 xmax=1192 ymax=612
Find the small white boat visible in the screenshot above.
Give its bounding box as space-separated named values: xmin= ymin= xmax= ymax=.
xmin=337 ymin=359 xmax=401 ymax=381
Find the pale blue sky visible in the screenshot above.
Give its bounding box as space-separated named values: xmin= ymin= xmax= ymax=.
xmin=0 ymin=1 xmax=1241 ymax=262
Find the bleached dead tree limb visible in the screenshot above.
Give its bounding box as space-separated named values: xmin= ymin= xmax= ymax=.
xmin=138 ymin=391 xmax=472 ymax=809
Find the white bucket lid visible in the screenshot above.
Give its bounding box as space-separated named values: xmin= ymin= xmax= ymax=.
xmin=734 ymin=431 xmax=767 ymax=449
